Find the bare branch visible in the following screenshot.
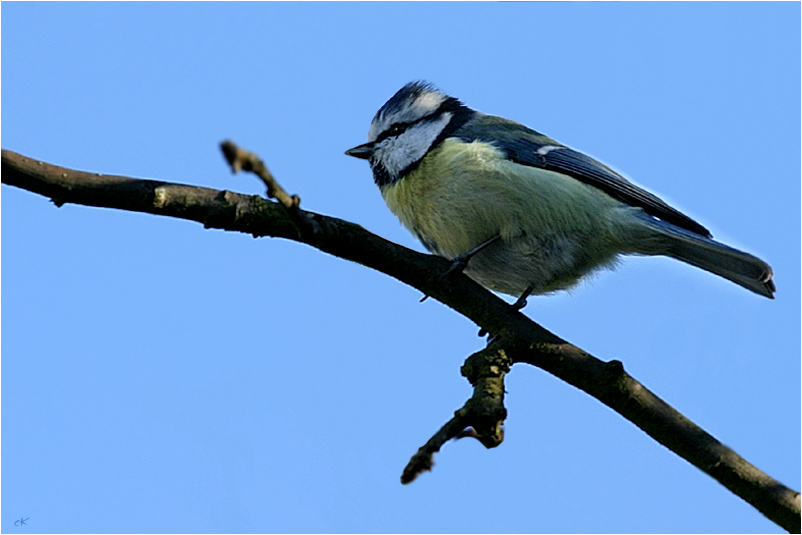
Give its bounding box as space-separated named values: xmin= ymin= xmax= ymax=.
xmin=402 ymin=345 xmax=510 ymax=484
xmin=2 ymin=148 xmax=799 ymax=533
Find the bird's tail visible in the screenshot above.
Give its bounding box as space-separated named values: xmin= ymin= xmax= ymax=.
xmin=629 ymin=214 xmax=775 ymax=299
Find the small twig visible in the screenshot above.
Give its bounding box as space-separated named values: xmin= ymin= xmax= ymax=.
xmin=220 ymin=140 xmax=320 ymax=237
xmin=220 ymin=140 xmax=297 ymax=208
xmin=402 ymin=344 xmax=510 ymax=484
xmin=3 ymin=148 xmax=799 ymax=532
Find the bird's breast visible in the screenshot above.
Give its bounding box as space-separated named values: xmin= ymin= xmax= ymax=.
xmin=381 ymin=137 xmax=623 ymax=258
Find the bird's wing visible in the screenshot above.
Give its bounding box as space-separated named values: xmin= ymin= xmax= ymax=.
xmin=456 ymin=115 xmax=711 ymax=237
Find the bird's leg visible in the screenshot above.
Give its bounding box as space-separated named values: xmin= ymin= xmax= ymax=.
xmin=511 ymin=286 xmax=534 ymax=311
xmin=423 ymin=236 xmax=501 ymax=304
xmin=443 ymin=235 xmax=501 ymax=278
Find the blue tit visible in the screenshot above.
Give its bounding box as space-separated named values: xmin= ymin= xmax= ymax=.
xmin=345 ymin=81 xmax=775 ymax=304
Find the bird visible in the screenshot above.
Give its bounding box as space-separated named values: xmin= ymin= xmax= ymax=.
xmin=345 ymin=81 xmax=775 ymax=307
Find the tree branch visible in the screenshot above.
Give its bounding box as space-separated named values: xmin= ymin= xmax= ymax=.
xmin=2 ymin=147 xmax=798 ymax=533
xmin=402 ymin=343 xmax=510 ymax=484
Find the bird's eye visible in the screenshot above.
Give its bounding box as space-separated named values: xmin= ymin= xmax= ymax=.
xmin=375 ymin=122 xmax=412 ymax=143
xmin=386 ymin=124 xmax=408 ymax=137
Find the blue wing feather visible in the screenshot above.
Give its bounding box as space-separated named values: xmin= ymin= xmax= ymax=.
xmin=455 ymin=115 xmax=712 ymax=238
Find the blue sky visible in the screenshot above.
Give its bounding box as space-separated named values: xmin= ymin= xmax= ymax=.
xmin=2 ymin=2 xmax=799 ymax=533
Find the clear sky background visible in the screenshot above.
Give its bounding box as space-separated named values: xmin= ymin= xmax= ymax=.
xmin=2 ymin=2 xmax=799 ymax=533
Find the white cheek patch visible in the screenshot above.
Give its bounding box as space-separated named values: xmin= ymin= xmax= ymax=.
xmin=373 ymin=112 xmax=453 ymax=179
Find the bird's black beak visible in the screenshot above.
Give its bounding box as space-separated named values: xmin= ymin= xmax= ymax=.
xmin=344 ymin=142 xmax=375 ymax=161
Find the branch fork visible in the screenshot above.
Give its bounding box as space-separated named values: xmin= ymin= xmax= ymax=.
xmin=220 ymin=140 xmax=320 ymax=238
xmin=402 ymin=343 xmax=510 ymax=484
xmin=2 ymin=146 xmax=798 ymax=533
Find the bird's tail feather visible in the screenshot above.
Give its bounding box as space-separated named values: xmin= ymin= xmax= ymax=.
xmin=632 ymin=215 xmax=775 ymax=299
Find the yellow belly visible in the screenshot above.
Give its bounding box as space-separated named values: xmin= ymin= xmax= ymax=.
xmin=380 ymin=138 xmax=628 ymax=295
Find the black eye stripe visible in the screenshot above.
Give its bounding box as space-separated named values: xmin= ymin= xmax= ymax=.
xmin=375 ymin=110 xmax=443 ymax=143
xmin=387 ymin=123 xmax=409 ymax=136
xmin=374 ymin=97 xmax=466 ymax=144
xmin=375 ymin=121 xmax=414 ymax=143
